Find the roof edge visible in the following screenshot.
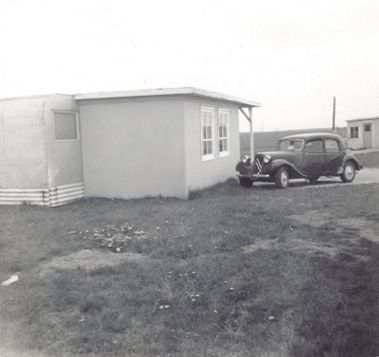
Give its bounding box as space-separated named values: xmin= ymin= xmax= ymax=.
xmin=0 ymin=93 xmax=72 ymax=102
xmin=74 ymin=87 xmax=260 ymax=107
xmin=346 ymin=116 xmax=379 ymax=122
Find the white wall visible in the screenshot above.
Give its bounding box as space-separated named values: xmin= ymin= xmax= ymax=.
xmin=0 ymin=97 xmax=48 ymax=188
xmin=183 ymin=97 xmax=240 ymax=193
xmin=79 ymin=96 xmax=187 ymax=199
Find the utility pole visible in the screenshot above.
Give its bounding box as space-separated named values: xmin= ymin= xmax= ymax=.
xmin=332 ymin=96 xmax=336 ymax=130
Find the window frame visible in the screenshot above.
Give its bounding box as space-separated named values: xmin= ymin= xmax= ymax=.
xmin=218 ymin=108 xmax=230 ymax=158
xmin=350 ymin=126 xmax=359 ymax=139
xmin=53 ymin=110 xmax=80 ymax=142
xmin=200 ymin=106 xmax=215 ymax=161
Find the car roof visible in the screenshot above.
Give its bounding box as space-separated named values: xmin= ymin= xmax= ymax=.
xmin=279 ymin=132 xmax=344 ymax=142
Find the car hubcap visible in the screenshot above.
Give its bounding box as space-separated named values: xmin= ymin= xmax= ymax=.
xmin=281 ymin=172 xmax=288 ymax=186
xmin=345 ymin=165 xmax=354 ymax=180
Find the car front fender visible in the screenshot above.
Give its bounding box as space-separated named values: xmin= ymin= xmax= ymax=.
xmin=270 ymin=159 xmax=308 ymax=178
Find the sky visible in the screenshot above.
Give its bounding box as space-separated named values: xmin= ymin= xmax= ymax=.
xmin=0 ymin=0 xmax=378 ymax=131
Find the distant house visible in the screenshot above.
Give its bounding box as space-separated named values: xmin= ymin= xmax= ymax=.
xmin=346 ymin=117 xmax=379 ymax=150
xmin=0 ymin=88 xmax=259 ymax=206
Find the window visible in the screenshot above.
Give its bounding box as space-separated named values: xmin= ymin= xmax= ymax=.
xmin=218 ymin=109 xmax=229 ymax=157
xmin=278 ymin=139 xmax=304 ymax=151
xmin=350 ymin=126 xmax=359 ymax=139
xmin=364 ymin=124 xmax=372 ymax=132
xmin=200 ymin=107 xmax=214 ymax=160
xmin=325 ymin=139 xmax=340 ymax=153
xmin=54 ymin=112 xmax=79 ymax=141
xmin=306 ymin=140 xmax=323 ymax=153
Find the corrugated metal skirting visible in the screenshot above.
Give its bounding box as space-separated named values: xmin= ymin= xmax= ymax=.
xmin=0 ymin=183 xmax=85 ymax=207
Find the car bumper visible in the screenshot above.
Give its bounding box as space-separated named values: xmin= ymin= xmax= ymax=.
xmin=237 ymin=173 xmax=271 ymax=181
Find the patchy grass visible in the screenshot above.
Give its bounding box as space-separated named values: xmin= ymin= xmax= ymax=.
xmin=1 ymin=181 xmax=379 ymax=356
xmin=355 ymin=151 xmax=379 ymax=168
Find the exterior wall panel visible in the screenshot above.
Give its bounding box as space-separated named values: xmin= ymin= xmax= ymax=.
xmin=183 ymin=98 xmax=240 ymax=193
xmin=79 ymin=97 xmax=186 ymax=199
xmin=0 ymin=97 xmax=47 ymax=189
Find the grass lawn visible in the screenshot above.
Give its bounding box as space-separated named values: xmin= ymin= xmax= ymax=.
xmin=1 ymin=181 xmax=379 ymax=357
xmin=355 ymin=151 xmax=379 ymax=168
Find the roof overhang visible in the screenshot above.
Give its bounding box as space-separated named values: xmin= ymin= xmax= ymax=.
xmin=346 ymin=116 xmax=379 ymax=123
xmin=74 ymin=87 xmax=260 ymax=107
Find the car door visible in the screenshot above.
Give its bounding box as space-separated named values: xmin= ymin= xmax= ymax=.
xmin=324 ymin=139 xmax=344 ymax=175
xmin=301 ymin=139 xmax=325 ymax=177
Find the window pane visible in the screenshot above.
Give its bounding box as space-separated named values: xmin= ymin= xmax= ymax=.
xmin=202 ymin=142 xmax=207 ymax=155
xmin=206 ymin=126 xmax=212 ymax=139
xmin=207 ymin=141 xmax=212 ymax=154
xmin=54 ymin=112 xmax=78 ymax=140
xmin=325 ymin=139 xmax=339 ymax=153
xmin=364 ymin=124 xmax=371 ymax=132
xmin=306 ymin=140 xmax=323 ymax=153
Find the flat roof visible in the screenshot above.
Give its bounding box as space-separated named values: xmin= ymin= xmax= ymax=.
xmin=74 ymin=87 xmax=260 ymax=107
xmin=346 ymin=116 xmax=379 ymax=122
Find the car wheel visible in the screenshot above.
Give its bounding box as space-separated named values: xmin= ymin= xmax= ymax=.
xmin=309 ymin=177 xmax=319 ymax=185
xmin=340 ymin=162 xmax=356 ymax=183
xmin=275 ymin=167 xmax=289 ymax=188
xmin=239 ymin=177 xmax=252 ymax=188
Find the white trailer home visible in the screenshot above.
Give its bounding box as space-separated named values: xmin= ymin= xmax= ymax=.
xmin=0 ymin=88 xmax=259 ymax=206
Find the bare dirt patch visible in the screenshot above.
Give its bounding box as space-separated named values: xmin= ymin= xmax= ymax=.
xmin=243 ymin=210 xmax=376 ymax=261
xmin=39 ymin=249 xmax=147 ymax=276
xmin=243 ymin=237 xmax=339 ymax=257
xmin=338 ymin=217 xmax=379 ymax=243
xmin=290 ymin=210 xmax=379 ymax=243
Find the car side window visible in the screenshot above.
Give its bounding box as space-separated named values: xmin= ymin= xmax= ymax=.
xmin=305 ymin=140 xmax=323 ymax=153
xmin=325 ymin=139 xmax=340 ymax=153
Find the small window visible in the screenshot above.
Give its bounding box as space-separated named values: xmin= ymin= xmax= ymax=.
xmin=54 ymin=112 xmax=79 ymax=141
xmin=218 ymin=109 xmax=229 ymax=157
xmin=350 ymin=126 xmax=359 ymax=139
xmin=200 ymin=107 xmax=215 ymax=161
xmin=325 ymin=139 xmax=340 ymax=153
xmin=306 ymin=140 xmax=323 ymax=153
xmin=364 ymin=124 xmax=371 ymax=132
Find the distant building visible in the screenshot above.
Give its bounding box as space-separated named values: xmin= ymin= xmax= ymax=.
xmin=346 ymin=117 xmax=379 ymax=150
xmin=0 ymin=88 xmax=259 ymax=206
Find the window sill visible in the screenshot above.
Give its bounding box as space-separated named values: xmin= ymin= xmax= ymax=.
xmin=55 ymin=139 xmax=80 ymax=143
xmin=201 ymin=154 xmax=215 ymax=162
xmin=219 ymin=151 xmax=230 ymax=158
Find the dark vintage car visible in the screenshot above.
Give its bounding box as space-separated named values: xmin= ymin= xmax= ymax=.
xmin=236 ymin=133 xmax=363 ymax=188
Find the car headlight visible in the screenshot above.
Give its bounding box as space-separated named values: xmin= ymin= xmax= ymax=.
xmin=263 ymin=154 xmax=271 ymax=164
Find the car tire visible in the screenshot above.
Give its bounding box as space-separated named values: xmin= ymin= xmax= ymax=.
xmin=239 ymin=177 xmax=252 ymax=188
xmin=275 ymin=167 xmax=289 ymax=188
xmin=340 ymin=162 xmax=356 ymax=183
xmin=309 ymin=177 xmax=319 ymax=185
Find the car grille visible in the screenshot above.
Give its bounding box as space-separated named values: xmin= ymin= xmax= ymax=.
xmin=254 ymin=156 xmax=263 ymax=173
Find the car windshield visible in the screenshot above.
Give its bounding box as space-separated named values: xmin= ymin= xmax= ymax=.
xmin=277 ymin=139 xmax=304 ymax=151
